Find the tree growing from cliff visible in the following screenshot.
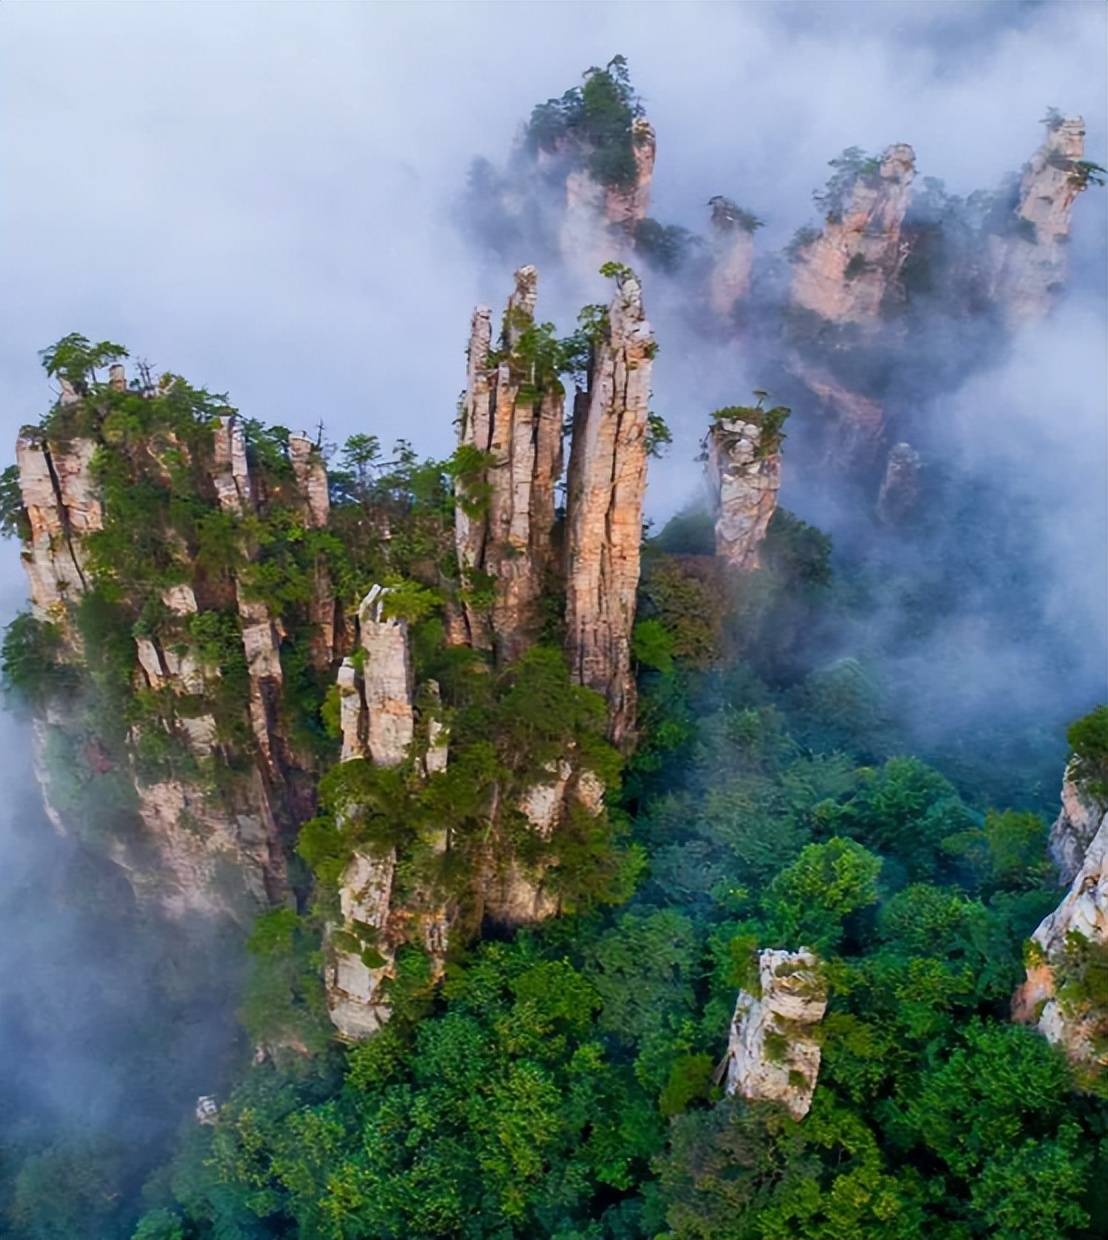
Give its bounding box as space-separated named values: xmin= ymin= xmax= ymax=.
xmin=39 ymin=331 xmax=127 ymax=392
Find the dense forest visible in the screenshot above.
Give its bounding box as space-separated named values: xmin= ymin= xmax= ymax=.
xmin=1 ymin=46 xmax=1106 ymax=1240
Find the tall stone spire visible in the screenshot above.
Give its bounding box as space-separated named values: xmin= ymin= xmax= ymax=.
xmin=564 ymin=269 xmax=654 ymax=744
xmin=454 ymin=265 xmax=565 ymax=663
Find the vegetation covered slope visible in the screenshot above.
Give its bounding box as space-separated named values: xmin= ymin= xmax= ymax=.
xmin=115 ymin=518 xmax=1108 ymax=1240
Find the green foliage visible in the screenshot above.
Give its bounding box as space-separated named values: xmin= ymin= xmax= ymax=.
xmin=0 ymin=462 xmax=29 ymax=539
xmin=639 ymin=556 xmax=726 ymax=668
xmin=526 ymin=56 xmax=645 ymax=189
xmin=711 ymin=396 xmax=790 ymax=457
xmin=39 ymin=332 xmax=127 ymax=389
xmin=632 ymin=618 xmax=675 ymax=674
xmin=708 ymin=195 xmax=765 ymax=233
xmin=813 ymin=146 xmax=882 ymax=220
xmin=240 ymin=909 xmax=331 ymax=1053
xmin=634 ymin=218 xmax=700 ymax=273
xmin=1066 ymin=704 xmax=1108 ymax=799
xmin=786 ymin=224 xmax=822 ymax=259
xmin=763 ymin=837 xmax=881 ymax=951
xmin=1 ymin=612 xmax=75 ymax=708
xmin=645 ymin=410 xmax=672 ymax=459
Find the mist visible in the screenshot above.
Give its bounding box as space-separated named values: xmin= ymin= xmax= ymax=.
xmin=0 ymin=1 xmax=1105 ymax=1234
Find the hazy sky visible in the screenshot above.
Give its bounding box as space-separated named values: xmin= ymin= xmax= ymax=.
xmin=0 ymin=0 xmax=1104 ymax=593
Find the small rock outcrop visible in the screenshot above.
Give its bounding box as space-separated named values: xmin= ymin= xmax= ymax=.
xmin=704 ymin=409 xmax=782 ymax=570
xmin=790 ymin=144 xmax=916 ymax=325
xmin=1014 ymin=763 xmax=1108 ymax=1079
xmin=454 ymin=267 xmax=565 ymax=662
xmin=564 ymin=270 xmax=655 ymax=744
xmin=989 ymin=116 xmax=1090 ymax=321
xmin=723 ymin=948 xmax=829 ymax=1120
xmin=876 ymin=442 xmax=922 ymax=524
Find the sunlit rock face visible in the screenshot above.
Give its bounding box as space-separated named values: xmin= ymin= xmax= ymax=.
xmin=790 ymin=144 xmax=916 ymax=326
xmin=876 ymin=442 xmax=922 ymax=525
xmin=989 ymin=116 xmax=1089 ymax=322
xmin=724 ymin=948 xmax=829 ymax=1120
xmin=564 ymin=270 xmax=654 ymax=746
xmin=1013 ymin=764 xmax=1108 ymax=1078
xmin=455 ymin=266 xmax=565 ymax=662
xmin=15 ymin=431 xmax=97 ymax=628
xmin=12 ymin=371 xmax=333 ymax=924
xmin=704 ymin=413 xmax=781 ymax=571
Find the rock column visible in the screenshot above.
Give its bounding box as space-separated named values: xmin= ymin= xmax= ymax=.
xmin=564 ymin=270 xmax=654 ymax=745
xmin=723 ymin=948 xmax=828 ymax=1120
xmin=454 ymin=266 xmax=565 ymax=663
xmin=704 ymin=412 xmax=781 ymax=570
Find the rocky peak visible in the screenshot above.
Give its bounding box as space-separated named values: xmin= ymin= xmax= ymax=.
xmin=564 ymin=270 xmax=654 ymax=745
xmin=454 ymin=266 xmax=565 ymax=663
xmin=704 ymin=409 xmax=782 ymax=570
xmin=989 ymin=115 xmax=1090 ymax=321
xmin=791 ymin=143 xmax=916 ymax=325
xmin=722 ymin=948 xmax=829 ymax=1120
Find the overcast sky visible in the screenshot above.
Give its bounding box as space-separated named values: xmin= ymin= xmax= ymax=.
xmin=0 ymin=0 xmax=1104 ymax=595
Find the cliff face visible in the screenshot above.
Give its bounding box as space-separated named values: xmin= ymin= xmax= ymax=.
xmin=564 ymin=270 xmax=654 ymax=745
xmin=989 ymin=116 xmax=1089 ymax=322
xmin=1014 ymin=764 xmax=1108 ymax=1080
xmin=1049 ymin=761 xmax=1107 ymax=883
xmin=12 ymin=371 xmax=332 ymax=923
xmin=791 ymin=144 xmax=916 ymax=326
xmin=723 ymin=948 xmax=828 ymax=1120
xmin=454 ymin=267 xmax=565 ymax=662
xmin=704 ymin=411 xmax=782 ymax=570
xmin=326 ymin=586 xmax=416 ymax=1041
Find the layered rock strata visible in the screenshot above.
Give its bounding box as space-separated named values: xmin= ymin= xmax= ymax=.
xmin=454 ymin=267 xmax=565 ymax=661
xmin=989 ymin=116 xmax=1089 ymax=322
xmin=704 ymin=412 xmax=781 ymax=570
xmin=791 ymin=144 xmax=916 ymax=326
xmin=723 ymin=948 xmax=829 ymax=1119
xmin=564 ymin=270 xmax=655 ymax=744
